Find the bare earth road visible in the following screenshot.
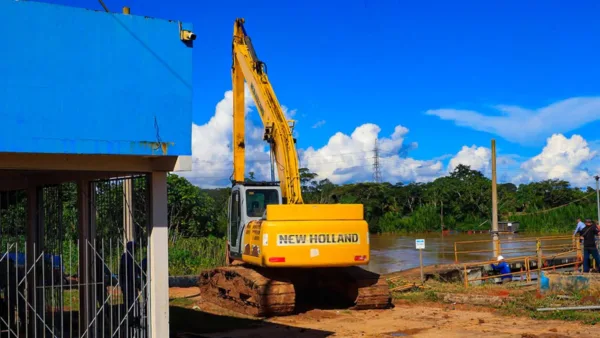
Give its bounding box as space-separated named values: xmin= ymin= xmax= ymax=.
xmin=169 ymin=287 xmax=597 ymax=338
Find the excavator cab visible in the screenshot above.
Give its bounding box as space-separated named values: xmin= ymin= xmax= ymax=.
xmin=227 ymin=182 xmax=282 ymax=262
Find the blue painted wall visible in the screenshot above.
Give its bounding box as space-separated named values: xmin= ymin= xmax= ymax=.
xmin=0 ymin=0 xmax=193 ymax=156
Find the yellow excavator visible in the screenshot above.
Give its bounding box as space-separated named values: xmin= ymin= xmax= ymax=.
xmin=198 ymin=18 xmax=392 ymax=317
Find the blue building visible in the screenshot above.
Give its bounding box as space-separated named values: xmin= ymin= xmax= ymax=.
xmin=0 ymin=1 xmax=193 ymax=336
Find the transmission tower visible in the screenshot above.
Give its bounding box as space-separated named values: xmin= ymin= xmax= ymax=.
xmin=373 ymin=139 xmax=382 ymax=183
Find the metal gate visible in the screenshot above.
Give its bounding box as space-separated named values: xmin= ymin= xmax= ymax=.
xmin=0 ymin=176 xmax=150 ymax=337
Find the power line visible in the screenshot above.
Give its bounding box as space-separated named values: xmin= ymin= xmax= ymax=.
xmin=191 ymin=147 xmax=404 ymax=165
xmin=185 ymin=158 xmax=531 ymax=181
xmin=508 ymin=191 xmax=596 ymax=216
xmin=97 ymin=0 xmax=110 ymax=12
xmin=181 ymin=166 xmax=600 ymax=191
xmin=183 ymin=147 xmax=600 ymax=187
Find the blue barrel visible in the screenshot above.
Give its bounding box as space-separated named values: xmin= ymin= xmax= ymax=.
xmin=540 ymin=271 xmax=549 ymax=289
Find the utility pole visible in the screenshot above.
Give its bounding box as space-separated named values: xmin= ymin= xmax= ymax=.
xmin=491 ymin=139 xmax=499 ymax=257
xmin=595 ymin=175 xmax=600 ymax=223
xmin=373 ymin=139 xmax=382 ymax=183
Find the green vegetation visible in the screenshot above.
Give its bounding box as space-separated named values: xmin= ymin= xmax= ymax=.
xmin=511 ymin=204 xmax=598 ymax=233
xmin=164 ymin=165 xmax=597 ymax=273
xmin=168 ymin=237 xmax=226 ymax=275
xmin=0 ymin=165 xmax=596 ymax=276
xmin=2 ymin=165 xmax=594 ymax=240
xmin=299 ymin=165 xmax=598 ymax=233
xmin=187 ymin=164 xmax=597 ymax=236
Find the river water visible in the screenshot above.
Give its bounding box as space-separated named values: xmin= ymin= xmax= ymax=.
xmin=365 ymin=232 xmax=572 ymax=274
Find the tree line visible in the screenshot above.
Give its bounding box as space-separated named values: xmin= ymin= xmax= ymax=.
xmin=169 ymin=164 xmax=598 ymax=237
xmin=0 ymin=165 xmax=596 ymax=244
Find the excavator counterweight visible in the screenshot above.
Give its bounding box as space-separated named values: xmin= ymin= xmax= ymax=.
xmin=198 ymin=18 xmax=392 ymax=317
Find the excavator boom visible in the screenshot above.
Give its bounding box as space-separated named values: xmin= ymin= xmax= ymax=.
xmin=232 ymin=18 xmax=302 ymax=204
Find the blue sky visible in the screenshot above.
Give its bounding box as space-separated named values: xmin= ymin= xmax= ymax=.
xmin=37 ymin=0 xmax=600 ymax=187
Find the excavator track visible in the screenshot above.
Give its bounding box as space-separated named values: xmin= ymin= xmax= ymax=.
xmin=198 ymin=265 xmax=296 ymax=317
xmin=324 ymin=266 xmax=393 ymax=311
xmin=198 ymin=264 xmax=392 ymax=317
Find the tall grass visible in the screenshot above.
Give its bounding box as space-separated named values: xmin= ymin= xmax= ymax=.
xmin=376 ymin=204 xmax=440 ymax=234
xmin=1 ymin=236 xmax=226 ymax=277
xmin=510 ymin=203 xmax=597 ymax=233
xmin=453 ymin=215 xmax=489 ymax=232
xmin=168 ymin=236 xmax=226 ymax=275
xmin=375 ymin=202 xmax=597 ymax=235
xmin=398 ymin=204 xmax=439 ymax=232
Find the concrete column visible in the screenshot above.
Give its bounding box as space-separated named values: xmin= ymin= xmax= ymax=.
xmin=89 ymin=182 xmax=98 ymax=336
xmin=26 ymin=185 xmax=37 ymax=274
xmin=36 ymin=189 xmax=45 ymax=255
xmin=77 ymin=180 xmax=93 ymax=338
xmin=123 ymin=177 xmax=135 ymax=246
xmin=26 ymin=185 xmax=41 ymax=335
xmin=148 ymin=171 xmax=169 ymax=338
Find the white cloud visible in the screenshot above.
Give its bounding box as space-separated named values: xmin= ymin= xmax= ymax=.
xmin=180 ymin=89 xmax=272 ymax=188
xmin=301 ymin=124 xmax=443 ymax=184
xmin=312 ymin=120 xmax=326 ymax=129
xmin=281 ymin=105 xmax=297 ymax=119
xmin=448 ymin=145 xmax=491 ymax=174
xmin=515 ymin=134 xmax=597 ymax=187
xmin=426 ymin=97 xmax=600 ymax=145
xmin=183 ymin=90 xmax=600 ymax=189
xmin=281 ymin=105 xmax=300 ymax=139
xmin=443 ymin=135 xmax=599 ymax=187
xmin=446 ymin=145 xmax=520 ymax=180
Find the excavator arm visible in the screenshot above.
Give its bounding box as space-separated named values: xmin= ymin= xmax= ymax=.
xmin=231 ymin=18 xmax=303 ymax=204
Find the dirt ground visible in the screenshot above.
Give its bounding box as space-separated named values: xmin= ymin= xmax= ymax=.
xmin=168 ymin=287 xmax=598 ymax=338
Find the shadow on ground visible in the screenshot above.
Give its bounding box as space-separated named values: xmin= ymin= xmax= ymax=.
xmin=170 ymin=306 xmax=333 ymax=338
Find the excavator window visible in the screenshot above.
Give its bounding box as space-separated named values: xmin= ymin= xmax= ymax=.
xmin=246 ymin=189 xmax=278 ymax=217
xmin=230 ymin=191 xmax=240 ymax=245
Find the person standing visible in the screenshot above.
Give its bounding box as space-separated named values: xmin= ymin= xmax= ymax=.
xmin=574 ymin=218 xmax=585 ymax=235
xmin=577 ymin=219 xmax=600 ymax=273
xmin=119 ymin=241 xmax=142 ymax=333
